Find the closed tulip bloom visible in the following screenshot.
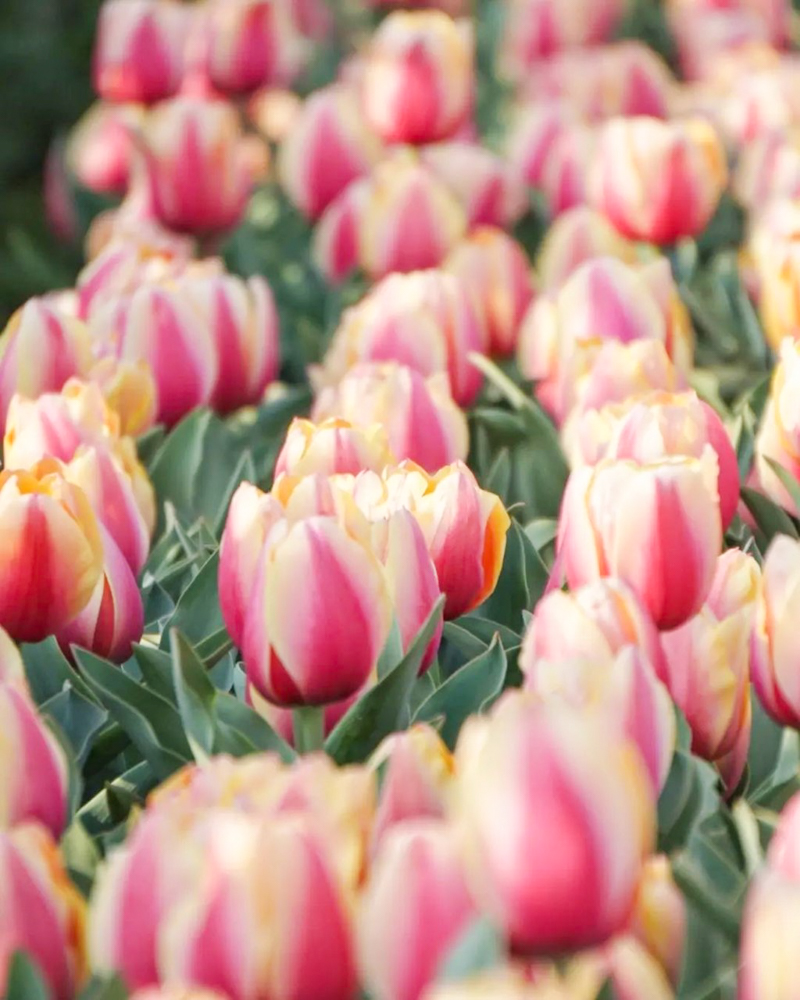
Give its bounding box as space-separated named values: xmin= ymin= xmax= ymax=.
xmin=506 ymin=102 xmax=580 ymax=191
xmin=359 ymin=820 xmax=477 ymax=1000
xmin=536 ymin=206 xmax=638 ymax=291
xmin=313 ymin=178 xmax=369 ymax=284
xmin=278 ymin=85 xmax=383 ymax=220
xmin=445 ymin=227 xmax=535 ymax=356
xmin=138 ymin=96 xmax=255 ymax=234
xmin=203 ymin=0 xmax=288 ymax=94
xmin=421 ymin=967 xmax=596 ymax=1000
xmin=739 ymin=870 xmax=800 ymax=1000
xmin=65 ymin=102 xmax=140 ymax=197
xmin=0 ymin=460 xmax=104 ymax=642
xmin=312 ymin=363 xmax=468 ymax=473
xmin=539 ymin=123 xmax=595 ymax=217
xmin=87 ymin=357 xmax=158 ymax=438
xmin=93 ymin=0 xmax=189 ymax=104
xmin=0 ymin=677 xmax=69 ymax=836
xmin=735 ymin=131 xmax=800 ymax=212
xmin=130 ymin=990 xmax=228 ymax=1000
xmin=362 ymin=11 xmax=473 ymax=144
xmin=627 ymin=855 xmax=686 ymax=986
xmin=316 ymin=270 xmax=486 ymax=407
xmin=275 ymin=418 xmax=395 ymax=478
xmin=0 ymin=825 xmax=87 ymax=1000
xmin=455 ymin=694 xmax=655 ymax=953
xmin=359 ymin=154 xmax=467 ymax=280
xmin=0 ymin=298 xmax=92 ymax=431
xmin=756 ymin=340 xmax=800 ymax=515
xmin=557 ymin=451 xmax=722 ymax=630
xmin=590 ymin=116 xmax=728 ymax=244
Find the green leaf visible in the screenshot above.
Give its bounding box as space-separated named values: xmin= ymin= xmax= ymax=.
xmin=4 ymin=952 xmax=51 ymax=1000
xmin=132 ymin=644 xmax=177 ymax=704
xmin=39 ymin=686 xmax=107 ymax=765
xmin=325 ymin=596 xmax=445 ymax=765
xmin=213 ymin=692 xmax=296 ymax=762
xmin=764 ymin=458 xmax=800 ymax=519
xmin=741 ymin=486 xmax=799 ymax=544
xmin=147 ymin=409 xmax=213 ymax=526
xmin=436 ymin=916 xmax=504 ymax=983
xmin=478 ymin=521 xmax=549 ymax=630
xmin=658 ymin=751 xmax=707 ymax=853
xmin=61 ymin=817 xmax=101 ymax=896
xmin=77 ymin=975 xmax=129 ymax=1000
xmin=78 ymin=761 xmax=157 ymax=836
xmin=170 ymin=630 xmax=216 ymax=760
xmin=376 ymin=619 xmax=404 ymax=680
xmin=414 ymin=636 xmax=507 ymax=747
xmin=159 ymin=552 xmax=224 ymax=650
xmin=21 ymin=636 xmax=99 ymax=707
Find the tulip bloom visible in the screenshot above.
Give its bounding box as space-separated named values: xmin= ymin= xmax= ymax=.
xmin=739 ymin=870 xmax=800 ymax=1000
xmin=557 ymin=451 xmax=722 ymax=630
xmin=87 ymin=357 xmax=158 ymax=438
xmin=359 ymin=820 xmax=477 ymax=1000
xmin=0 ymin=675 xmax=69 ymax=836
xmin=445 ymin=227 xmax=535 ymax=356
xmin=506 ymin=102 xmax=582 ymax=192
xmin=735 ymin=132 xmax=800 ymax=213
xmin=455 ymin=694 xmax=655 ymax=953
xmin=363 ymin=11 xmax=473 ymax=144
xmin=589 ymin=116 xmax=728 ymax=244
xmin=756 ymin=340 xmax=800 ymax=515
xmin=203 ymin=0 xmax=287 ymax=94
xmin=535 ymin=206 xmax=638 ymax=292
xmin=65 ymin=102 xmax=140 ymax=197
xmin=539 ymin=123 xmax=596 ymax=217
xmin=312 ymin=363 xmax=469 ymax=474
xmin=313 ymin=178 xmax=369 ymax=284
xmin=278 ymin=84 xmax=383 ymax=220
xmin=0 ymin=297 xmax=92 ymax=431
xmin=93 ymin=0 xmax=189 ymax=104
xmin=275 ymin=418 xmax=395 ymax=478
xmin=316 ymin=269 xmax=487 ymax=407
xmin=0 ymin=460 xmax=103 ymax=642
xmin=628 ymin=855 xmax=686 ymax=986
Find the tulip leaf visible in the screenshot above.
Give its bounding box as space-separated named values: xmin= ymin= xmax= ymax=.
xmin=764 ymin=458 xmax=800 ymax=521
xmin=61 ymin=816 xmax=101 ymax=896
xmin=325 ymin=596 xmax=446 ymax=765
xmin=477 ymin=521 xmax=549 ymax=630
xmin=159 ymin=552 xmax=225 ymax=650
xmin=414 ymin=635 xmax=507 ymax=748
xmin=78 ymin=761 xmax=157 ymax=837
xmin=4 ymin=952 xmax=51 ymax=1000
xmin=741 ymin=486 xmax=799 ymax=545
xmin=39 ymin=686 xmax=108 ymax=766
xmin=77 ymin=975 xmax=130 ymax=1000
xmin=169 ymin=630 xmax=217 ymax=761
xmin=21 ymin=636 xmax=100 ymax=707
xmin=376 ymin=618 xmax=404 ymax=680
xmin=658 ymin=751 xmax=709 ymax=853
xmin=133 ymin=645 xmax=178 ymax=704
xmin=148 ymin=409 xmax=213 ymax=528
xmin=436 ymin=916 xmax=505 ymax=984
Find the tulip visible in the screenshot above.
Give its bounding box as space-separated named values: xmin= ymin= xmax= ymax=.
xmin=535 ymin=206 xmax=638 ymax=292
xmin=505 ymin=102 xmax=580 ymax=192
xmin=315 ymin=269 xmax=486 ymax=407
xmin=65 ymin=102 xmax=140 ymax=198
xmin=362 ymin=12 xmax=473 ymax=145
xmin=445 ymin=227 xmax=535 ymax=356
xmin=557 ymin=451 xmax=722 ymax=630
xmin=539 ymin=123 xmax=595 ymax=217
xmin=313 ymin=178 xmax=370 ymax=284
xmin=767 ymin=790 xmax=800 ymax=879
xmin=93 ymin=0 xmax=189 ymax=104
xmin=419 ymin=141 xmax=527 ymax=229
xmin=278 ymin=84 xmax=383 ymax=220
xmin=455 ymin=694 xmax=655 ymax=953
xmin=275 ymin=418 xmax=395 ymax=478
xmin=130 ymin=990 xmax=228 ymax=1000
xmin=87 ymin=357 xmax=158 ymax=438
xmin=0 ymin=460 xmax=104 ymax=643
xmin=359 ymin=820 xmax=477 ymax=1000
xmin=370 ymin=725 xmax=455 ymax=850
xmin=0 ymin=298 xmax=92 ymax=431
xmin=203 ymin=0 xmax=288 ymax=94
xmin=627 ymin=855 xmax=686 ymax=986
xmin=0 ymin=627 xmax=25 ymax=686
xmin=137 ymin=96 xmax=255 ymax=234
xmin=248 ymin=681 xmax=362 ymax=747
xmin=0 ymin=676 xmax=69 ymax=836
xmin=312 ymin=363 xmax=469 ymax=474
xmin=749 ymin=213 xmax=800 ymax=352
xmin=359 ymin=153 xmax=467 ymax=280
xmin=738 ymin=869 xmax=800 ymax=1000
xmin=589 ymin=116 xmax=728 ymax=244
xmin=735 ymin=132 xmax=800 ymax=212
xmin=755 ymin=340 xmax=800 ymax=515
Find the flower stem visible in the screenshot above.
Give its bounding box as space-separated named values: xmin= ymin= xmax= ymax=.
xmin=293 ymin=706 xmax=326 ymax=755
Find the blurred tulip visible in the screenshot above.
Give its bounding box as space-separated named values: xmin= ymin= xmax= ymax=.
xmin=275 ymin=418 xmax=394 ymax=478
xmin=739 ymin=869 xmax=800 ymax=1000
xmin=539 ymin=123 xmax=595 ymax=216
xmin=445 ymin=227 xmax=535 ymax=356
xmin=455 ymin=694 xmax=655 ymax=953
xmin=362 ymin=12 xmax=473 ymax=144
xmin=359 ymin=153 xmax=467 ymax=279
xmin=0 ymin=297 xmax=92 ymax=432
xmin=0 ymin=675 xmax=68 ymax=836
xmin=87 ymin=357 xmax=158 ymax=438
xmin=278 ymin=84 xmax=383 ymax=220
xmin=589 ymin=117 xmax=728 ymax=244
xmin=370 ymin=725 xmax=455 ymax=850
xmin=44 ymin=138 xmax=79 ymax=243
xmin=0 ymin=628 xmax=25 ymax=686
xmin=313 ymin=178 xmax=370 ymax=284
xmin=756 ymin=340 xmax=800 ymax=514
xmin=505 ymin=102 xmax=580 ymax=192
xmin=315 ymin=270 xmax=486 ymax=407
xmin=748 ymin=206 xmax=800 ymax=351
xmin=312 ymin=363 xmax=468 ymax=473
xmin=420 ymin=142 xmax=527 ymax=229
xmin=557 ymin=451 xmax=722 ymax=629
xmin=137 ymin=96 xmax=255 ymax=233
xmin=359 ymin=820 xmax=477 ymax=1000
xmin=536 ymin=206 xmax=638 ymax=291
xmin=735 ymin=131 xmax=800 ymax=212
xmin=721 ymin=58 xmax=800 ymax=146
xmin=203 ymin=0 xmax=288 ymax=94
xmin=627 ymin=855 xmax=686 ymax=986
xmin=66 ymin=102 xmax=141 ymax=198
xmin=93 ymin=0 xmax=189 ymax=104
xmin=0 ymin=825 xmax=86 ymax=1000
xmin=0 ymin=460 xmax=103 ymax=643
xmin=130 ymin=990 xmax=228 ymax=1000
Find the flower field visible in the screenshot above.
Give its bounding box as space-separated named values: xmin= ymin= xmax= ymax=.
xmin=4 ymin=0 xmax=800 ymax=997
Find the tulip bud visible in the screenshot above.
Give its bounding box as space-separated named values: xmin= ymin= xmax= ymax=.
xmin=93 ymin=0 xmax=189 ymax=104
xmin=419 ymin=141 xmax=527 ymax=229
xmin=739 ymin=870 xmax=800 ymax=1000
xmin=278 ymin=84 xmax=383 ymax=220
xmin=455 ymin=694 xmax=655 ymax=953
xmin=445 ymin=227 xmax=535 ymax=356
xmin=627 ymin=855 xmax=686 ymax=986
xmin=359 ymin=820 xmax=478 ymax=1000
xmin=756 ymin=340 xmax=800 ymax=515
xmin=203 ymin=0 xmax=290 ymax=94
xmin=0 ymin=676 xmax=69 ymax=836
xmin=87 ymin=357 xmax=158 ymax=438
xmin=539 ymin=123 xmax=595 ymax=217
xmin=359 ymin=153 xmax=467 ymax=279
xmin=65 ymin=102 xmax=140 ymax=198
xmin=557 ymin=451 xmax=722 ymax=630
xmin=0 ymin=460 xmax=104 ymax=642
xmin=735 ymin=131 xmax=800 ymax=212
xmin=535 ymin=206 xmax=638 ymax=292
xmin=0 ymin=298 xmax=92 ymax=431
xmin=312 ymin=363 xmax=468 ymax=473
xmin=316 ymin=270 xmax=486 ymax=407
xmin=313 ymin=177 xmax=370 ymax=284
xmin=363 ymin=11 xmax=473 ymax=144
xmin=589 ymin=116 xmax=728 ymax=243
xmin=0 ymin=825 xmax=86 ymax=1000
xmin=276 ymin=418 xmax=395 ymax=478
xmin=137 ymin=96 xmax=255 ymax=234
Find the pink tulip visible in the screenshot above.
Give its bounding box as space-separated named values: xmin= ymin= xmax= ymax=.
xmin=445 ymin=227 xmax=535 ymax=356
xmin=535 ymin=206 xmax=637 ymax=292
xmin=0 ymin=825 xmax=87 ymax=1000
xmin=738 ymin=869 xmax=800 ymax=1000
xmin=362 ymin=12 xmax=474 ymax=145
xmin=627 ymin=855 xmax=686 ymax=985
xmin=275 ymin=418 xmax=395 ymax=478
xmin=589 ymin=116 xmax=728 ymax=244
xmin=557 ymin=451 xmax=722 ymax=629
xmin=203 ymin=0 xmax=286 ymax=94
xmin=130 ymin=990 xmax=228 ymax=1000
xmin=93 ymin=0 xmax=190 ymax=104
xmin=539 ymin=123 xmax=595 ymax=216
xmin=506 ymin=101 xmax=579 ymax=191
xmin=312 ymin=363 xmax=469 ymax=473
xmin=359 ymin=820 xmax=477 ymax=1000
xmin=756 ymin=340 xmax=800 ymax=515
xmin=721 ymin=60 xmax=800 ymax=147
xmin=66 ymin=102 xmax=141 ymax=197
xmin=455 ymin=694 xmax=655 ymax=953
xmin=313 ymin=178 xmax=370 ymax=284
xmin=247 ymin=681 xmax=361 ymax=746
xmin=735 ymin=132 xmax=800 ymax=212
xmin=316 ymin=269 xmax=486 ymax=407
xmin=86 ymin=356 xmax=158 ymax=439
xmin=278 ymin=84 xmax=383 ymax=220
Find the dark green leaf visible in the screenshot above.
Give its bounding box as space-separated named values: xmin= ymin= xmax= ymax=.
xmin=436 ymin=917 xmax=504 ymax=983
xmin=170 ymin=630 xmax=217 ymax=760
xmin=39 ymin=686 xmax=107 ymax=765
xmin=4 ymin=952 xmax=51 ymax=1000
xmin=159 ymin=552 xmax=224 ymax=650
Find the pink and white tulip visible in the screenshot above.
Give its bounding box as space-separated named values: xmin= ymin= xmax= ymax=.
xmin=535 ymin=206 xmax=638 ymax=292
xmin=756 ymin=339 xmax=800 ymax=515
xmin=275 ymin=418 xmax=395 ymax=478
